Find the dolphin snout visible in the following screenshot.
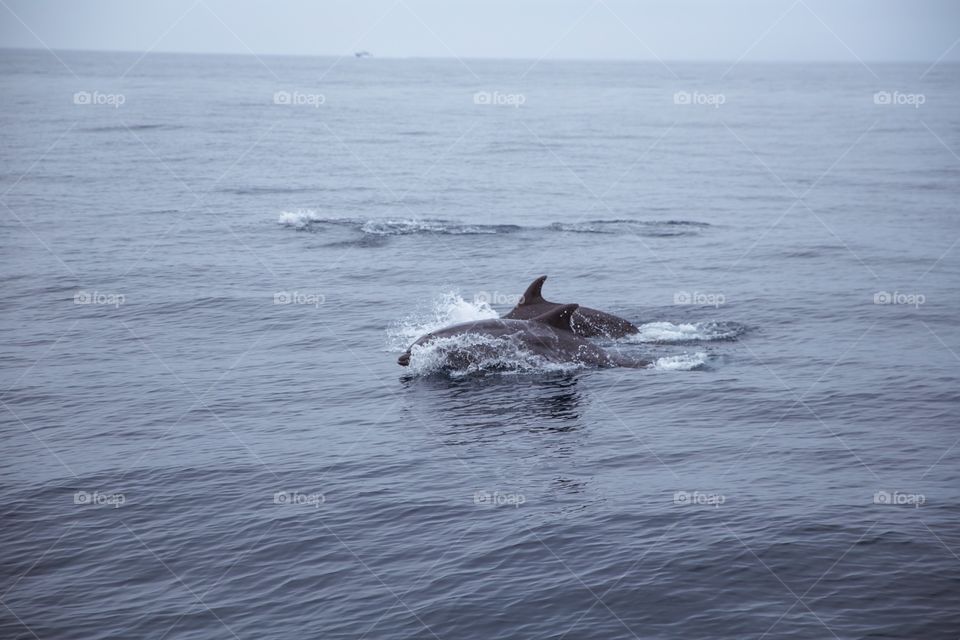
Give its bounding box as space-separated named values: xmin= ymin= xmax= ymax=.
xmin=398 ymin=351 xmax=411 ymax=366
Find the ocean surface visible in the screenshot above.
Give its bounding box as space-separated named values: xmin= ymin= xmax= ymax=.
xmin=1 ymin=49 xmax=959 ymax=639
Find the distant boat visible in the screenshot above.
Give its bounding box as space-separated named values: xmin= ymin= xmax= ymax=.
xmin=354 ymin=51 xmax=371 ymax=58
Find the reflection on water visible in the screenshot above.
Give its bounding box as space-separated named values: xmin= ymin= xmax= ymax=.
xmin=398 ymin=373 xmax=598 ymax=516
xmin=399 ymin=373 xmax=585 ymax=438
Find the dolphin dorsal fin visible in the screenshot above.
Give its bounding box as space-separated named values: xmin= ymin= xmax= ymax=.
xmin=532 ymin=304 xmax=579 ymax=332
xmin=519 ymin=275 xmax=548 ymax=305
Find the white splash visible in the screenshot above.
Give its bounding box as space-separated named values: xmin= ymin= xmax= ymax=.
xmin=628 ymin=321 xmax=742 ymax=343
xmin=387 ymin=291 xmax=499 ymax=351
xmin=651 ymin=352 xmax=708 ymax=371
xmin=403 ymin=333 xmax=581 ymax=378
xmin=277 ymin=209 xmax=330 ymax=229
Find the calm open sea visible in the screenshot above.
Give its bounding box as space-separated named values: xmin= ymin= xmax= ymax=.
xmin=1 ymin=49 xmax=959 ymax=638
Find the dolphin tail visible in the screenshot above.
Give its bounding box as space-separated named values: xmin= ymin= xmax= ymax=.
xmin=519 ymin=275 xmax=548 ymax=305
xmin=531 ymin=303 xmax=578 ymax=332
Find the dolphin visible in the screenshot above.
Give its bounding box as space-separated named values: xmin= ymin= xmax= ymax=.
xmin=504 ymin=276 xmax=640 ymax=338
xmin=398 ymin=304 xmax=648 ymax=370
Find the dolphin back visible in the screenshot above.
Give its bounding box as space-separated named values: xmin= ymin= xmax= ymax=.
xmin=529 ymin=304 xmax=579 ymax=332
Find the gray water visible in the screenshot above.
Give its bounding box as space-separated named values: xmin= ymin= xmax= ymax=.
xmin=1 ymin=49 xmax=959 ymax=639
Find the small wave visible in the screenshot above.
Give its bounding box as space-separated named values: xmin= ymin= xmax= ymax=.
xmin=81 ymin=124 xmax=177 ymax=133
xmin=221 ymin=186 xmax=314 ymax=196
xmin=359 ymin=219 xmax=516 ymax=236
xmin=549 ymin=220 xmax=710 ymax=235
xmin=386 ymin=292 xmax=499 ymax=351
xmin=319 ymin=235 xmax=391 ymax=248
xmin=651 ymin=352 xmax=708 ymax=371
xmin=626 ymin=321 xmax=745 ymax=344
xmin=278 ymin=211 xmax=709 ymax=236
xmin=278 ymin=211 xmax=517 ymax=234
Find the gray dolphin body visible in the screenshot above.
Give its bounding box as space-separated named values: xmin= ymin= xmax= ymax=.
xmin=398 ymin=304 xmax=648 ymax=369
xmin=504 ymin=276 xmax=640 ymax=338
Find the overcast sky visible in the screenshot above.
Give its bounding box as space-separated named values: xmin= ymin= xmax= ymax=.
xmin=1 ymin=0 xmax=958 ymax=62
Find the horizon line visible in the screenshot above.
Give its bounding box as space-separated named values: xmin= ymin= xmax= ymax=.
xmin=1 ymin=46 xmax=954 ymax=66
